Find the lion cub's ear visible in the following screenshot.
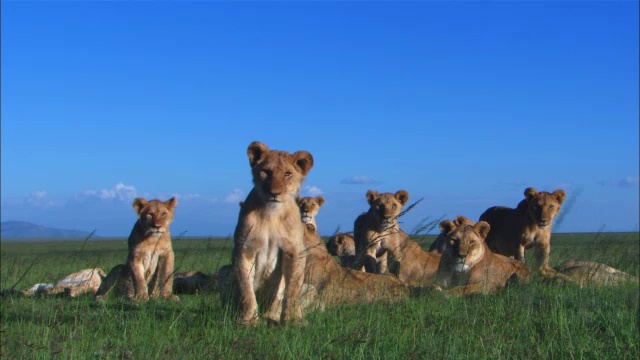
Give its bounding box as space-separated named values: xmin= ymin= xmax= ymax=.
xmin=552 ymin=189 xmax=566 ymax=205
xmin=164 ymin=197 xmax=178 ymax=209
xmin=366 ymin=190 xmax=379 ymax=205
xmin=439 ymin=220 xmax=456 ymax=235
xmin=292 ymin=151 xmax=314 ymax=176
xmin=315 ymin=196 xmax=325 ymax=207
xmin=524 ymin=187 xmax=538 ymax=201
xmin=474 ymin=221 xmax=491 ymax=240
xmin=394 ymin=190 xmax=409 ymax=206
xmin=247 ymin=141 xmax=270 ymax=168
xmin=296 ymin=194 xmax=303 ymax=204
xmin=133 ymin=198 xmax=149 ymax=215
xmin=454 ymin=215 xmax=474 ymax=226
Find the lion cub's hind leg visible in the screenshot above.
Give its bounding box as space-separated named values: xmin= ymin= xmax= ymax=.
xmin=94 ymin=264 xmax=130 ymax=301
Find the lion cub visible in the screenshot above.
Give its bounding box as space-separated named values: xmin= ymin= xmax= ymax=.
xmin=434 ymin=217 xmax=531 ymax=296
xmin=326 ymin=232 xmax=359 ymax=269
xmin=94 ymin=197 xmax=179 ymax=302
xmin=296 ymin=195 xmax=325 ymax=229
xmin=479 ymin=187 xmax=566 ymax=276
xmin=353 ymin=190 xmax=409 ymax=274
xmin=232 ymin=141 xmax=313 ymax=326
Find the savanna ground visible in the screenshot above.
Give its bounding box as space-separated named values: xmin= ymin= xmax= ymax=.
xmin=1 ymin=232 xmax=638 ymax=359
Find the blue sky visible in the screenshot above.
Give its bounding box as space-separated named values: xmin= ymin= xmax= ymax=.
xmin=1 ymin=1 xmax=638 ymax=237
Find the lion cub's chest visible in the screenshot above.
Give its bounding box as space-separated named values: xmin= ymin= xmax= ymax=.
xmin=242 ymin=207 xmax=304 ymax=281
xmin=131 ymin=236 xmax=172 ymax=280
xmin=520 ymin=227 xmax=549 ymax=248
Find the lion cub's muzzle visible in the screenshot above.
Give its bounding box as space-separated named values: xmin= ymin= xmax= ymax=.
xmin=537 ymin=219 xmax=551 ymax=228
xmin=453 ymin=255 xmax=470 ymax=272
xmin=301 ymin=213 xmax=312 ymax=224
xmin=144 ymin=224 xmax=166 ymax=238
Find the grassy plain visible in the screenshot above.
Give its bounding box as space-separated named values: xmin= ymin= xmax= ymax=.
xmin=1 ymin=232 xmax=638 ymax=359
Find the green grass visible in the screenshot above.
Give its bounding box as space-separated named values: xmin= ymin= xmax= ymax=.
xmin=1 ymin=232 xmax=638 ymax=359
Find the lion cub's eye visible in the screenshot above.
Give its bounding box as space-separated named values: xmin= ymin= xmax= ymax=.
xmin=392 ymin=204 xmax=397 ymax=210
xmin=549 ymin=206 xmax=555 ymax=210
xmin=284 ymin=171 xmax=292 ymax=178
xmin=146 ymin=214 xmax=152 ymax=219
xmin=162 ymin=212 xmax=167 ymax=217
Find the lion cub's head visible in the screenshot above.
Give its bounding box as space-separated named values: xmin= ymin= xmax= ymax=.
xmin=366 ymin=190 xmax=409 ymax=231
xmin=523 ymin=187 xmax=566 ymax=228
xmin=133 ymin=197 xmax=178 ymax=238
xmin=296 ymin=196 xmax=325 ymax=225
xmin=326 ymin=232 xmax=356 ymax=257
xmin=439 ymin=217 xmax=490 ymax=272
xmin=247 ymin=141 xmax=314 ymax=208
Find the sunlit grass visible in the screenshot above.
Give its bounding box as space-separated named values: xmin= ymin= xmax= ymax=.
xmin=1 ymin=232 xmax=638 ymax=359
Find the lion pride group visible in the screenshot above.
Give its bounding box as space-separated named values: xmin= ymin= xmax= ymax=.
xmin=16 ymin=141 xmax=638 ymax=327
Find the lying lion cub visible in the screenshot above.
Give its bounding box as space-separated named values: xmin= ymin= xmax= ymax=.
xmin=219 ymin=225 xmax=409 ymax=314
xmin=434 ymin=216 xmax=531 ymax=296
xmin=94 ymin=197 xmax=179 ymax=302
xmin=554 ymin=260 xmax=639 ymax=287
xmin=301 ymin=224 xmax=409 ymax=310
xmin=21 ymin=268 xmax=106 ymax=298
xmin=232 ymin=141 xmax=313 ymax=326
xmin=326 ymin=232 xmax=360 ymax=269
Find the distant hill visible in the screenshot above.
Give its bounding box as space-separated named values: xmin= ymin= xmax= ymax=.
xmin=0 ymin=221 xmax=96 ymax=240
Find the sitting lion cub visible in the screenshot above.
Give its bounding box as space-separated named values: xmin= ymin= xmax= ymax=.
xmin=232 ymin=141 xmax=313 ymax=327
xmin=94 ymin=197 xmax=179 ymax=302
xmin=479 ymin=187 xmax=566 ymax=276
xmin=353 ymin=190 xmax=410 ymax=274
xmin=434 ymin=216 xmax=531 ymax=296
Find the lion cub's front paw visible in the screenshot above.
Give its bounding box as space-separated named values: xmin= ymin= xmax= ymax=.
xmin=163 ymin=294 xmax=180 ymax=302
xmin=133 ymin=293 xmax=149 ymax=302
xmin=236 ymin=315 xmax=259 ymax=327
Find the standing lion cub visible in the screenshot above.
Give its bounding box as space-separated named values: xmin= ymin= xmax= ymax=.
xmin=232 ymin=141 xmax=313 ymax=327
xmin=94 ymin=197 xmax=179 ymax=302
xmin=479 ymin=187 xmax=566 ymax=276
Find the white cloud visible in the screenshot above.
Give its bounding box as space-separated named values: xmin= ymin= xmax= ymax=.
xmin=341 ymin=176 xmax=382 ymax=185
xmin=83 ymin=182 xmax=138 ymax=201
xmin=224 ymin=189 xmax=245 ymax=204
xmin=302 ymin=185 xmax=323 ymax=196
xmin=598 ymin=176 xmax=639 ymax=189
xmin=26 ymin=190 xmax=54 ymax=207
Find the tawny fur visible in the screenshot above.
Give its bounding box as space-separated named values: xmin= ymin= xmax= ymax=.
xmin=300 ymin=224 xmax=409 ymax=310
xmin=480 ymin=187 xmax=566 ymax=276
xmin=554 ymin=260 xmax=639 ymax=287
xmin=353 ymin=190 xmax=409 ymax=274
xmin=231 ymin=141 xmax=313 ymax=327
xmin=433 ymin=217 xmax=532 ymax=297
xmin=21 ymin=268 xmax=106 ymax=298
xmin=94 ymin=197 xmax=179 ymax=302
xmin=331 ymin=228 xmax=440 ymax=287
xmin=218 ymin=225 xmax=409 ymax=315
xmin=428 ymin=216 xmax=476 ymax=253
xmin=296 ymin=195 xmax=325 ymax=229
xmin=173 ymin=270 xmax=218 ymax=294
xmin=326 ymin=232 xmax=360 ymax=269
